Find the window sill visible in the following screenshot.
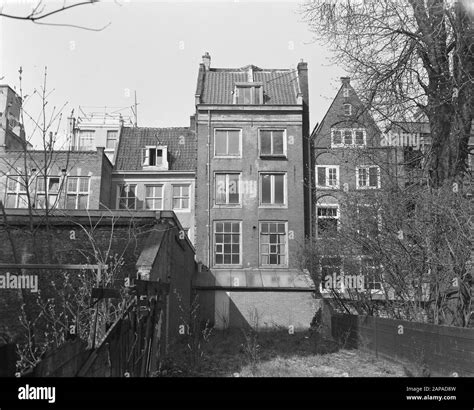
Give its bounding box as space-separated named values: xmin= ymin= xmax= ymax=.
xmin=259 ymin=155 xmax=287 ymax=160
xmin=214 ymin=204 xmax=242 ymax=208
xmin=259 ymin=205 xmax=288 ymax=209
xmin=214 ymin=155 xmax=242 ymax=159
xmin=315 ymin=185 xmax=340 ymax=190
xmin=356 ymin=186 xmax=380 ymax=190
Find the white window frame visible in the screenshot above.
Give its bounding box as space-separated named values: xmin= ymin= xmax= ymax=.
xmin=106 ymin=130 xmax=118 ymax=150
xmin=35 ymin=176 xmax=62 ymax=210
xmin=172 ymin=184 xmax=190 ymax=211
xmin=315 ymin=165 xmax=340 ymax=189
xmin=214 ymin=128 xmax=242 ymax=158
xmin=213 ymin=221 xmax=242 ymax=267
xmin=343 ymin=103 xmax=352 ymax=116
xmin=316 ymin=204 xmax=340 ymax=238
xmin=116 ymin=184 xmax=137 ymax=210
xmin=343 ymin=88 xmax=349 ymax=98
xmin=258 ymin=129 xmax=287 ymax=158
xmin=259 ymin=221 xmax=288 ymax=267
xmin=356 ymin=204 xmax=383 ymax=237
xmin=331 ymin=128 xmax=366 ymax=148
xmin=142 ymin=145 xmax=167 ymax=168
xmin=319 ymin=256 xmax=343 ymax=293
xmin=5 ymin=175 xmax=28 ymax=208
xmin=78 ymin=130 xmax=95 ymax=150
xmin=259 ymin=172 xmax=287 ymax=207
xmin=66 ymin=176 xmax=90 ymax=210
xmin=360 ymin=256 xmax=383 ymax=293
xmin=144 ymin=184 xmax=164 ymax=210
xmin=214 ymin=172 xmax=241 ymax=206
xmin=356 ymin=165 xmax=381 ymax=189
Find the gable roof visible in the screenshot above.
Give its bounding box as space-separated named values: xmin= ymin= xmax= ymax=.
xmin=196 ymin=65 xmax=301 ymax=105
xmin=114 ymin=127 xmax=196 ymax=171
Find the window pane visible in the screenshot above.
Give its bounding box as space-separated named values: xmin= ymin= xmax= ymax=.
xmin=66 ymin=195 xmax=76 ymax=209
xmin=7 ymin=177 xmax=17 ymax=191
xmin=78 ymin=195 xmax=88 ymax=209
xmin=215 ymin=175 xmax=226 ymax=204
xmin=79 ymin=178 xmax=89 ymax=193
xmin=344 ymin=130 xmax=352 ymax=145
xmin=260 ymin=131 xmax=271 ymax=155
xmin=359 ymin=169 xmax=367 ymax=186
xmin=274 ymin=175 xmax=284 ymax=204
xmin=261 ymin=174 xmax=271 ymax=203
xmin=227 ymin=131 xmax=240 ymax=155
xmin=5 ymin=194 xmax=16 ymax=208
xmin=18 ymin=194 xmax=28 ymax=208
xmin=317 ymin=167 xmax=326 ymax=186
xmin=333 ymin=130 xmax=342 ymax=145
xmin=215 ymin=131 xmax=227 ymax=156
xmin=228 ymin=174 xmax=239 ymax=204
xmin=273 ymin=131 xmax=284 ymax=155
xmin=369 ymin=167 xmax=378 ymax=187
xmin=67 ymin=178 xmax=77 ymax=192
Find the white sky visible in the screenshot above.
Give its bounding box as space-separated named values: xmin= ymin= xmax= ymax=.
xmin=0 ymin=0 xmax=346 ymax=148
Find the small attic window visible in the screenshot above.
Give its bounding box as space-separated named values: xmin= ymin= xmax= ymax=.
xmin=234 ymin=82 xmax=263 ymax=105
xmin=142 ymin=146 xmax=168 ymax=169
xmin=343 ymin=88 xmax=349 ymax=98
xmin=343 ymin=103 xmax=352 ymax=116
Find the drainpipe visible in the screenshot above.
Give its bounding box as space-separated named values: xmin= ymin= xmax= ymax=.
xmin=207 ymin=109 xmax=212 ymax=267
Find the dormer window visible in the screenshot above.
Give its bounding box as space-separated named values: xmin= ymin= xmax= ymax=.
xmin=234 ymin=82 xmax=263 ymax=105
xmin=142 ymin=146 xmax=168 ymax=169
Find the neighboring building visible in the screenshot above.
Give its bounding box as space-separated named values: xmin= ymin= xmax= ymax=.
xmin=112 ymin=124 xmax=196 ymax=244
xmin=68 ymin=107 xmax=134 ymax=165
xmin=0 ymin=85 xmax=27 ymax=151
xmin=0 ymin=88 xmax=113 ymax=211
xmin=193 ymin=53 xmax=315 ymax=329
xmin=311 ymin=77 xmax=400 ymax=295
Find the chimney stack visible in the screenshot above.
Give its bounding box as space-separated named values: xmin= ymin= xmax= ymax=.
xmin=202 ymin=52 xmax=211 ymax=71
xmin=340 ymin=77 xmax=350 ymax=85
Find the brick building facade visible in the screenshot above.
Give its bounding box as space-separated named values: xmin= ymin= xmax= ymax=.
xmin=193 ymin=53 xmax=315 ymax=329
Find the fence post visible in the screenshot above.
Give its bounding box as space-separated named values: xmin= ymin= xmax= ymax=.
xmin=374 ymin=316 xmax=378 ymax=358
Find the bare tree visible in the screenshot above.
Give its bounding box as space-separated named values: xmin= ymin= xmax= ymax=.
xmin=301 ymin=0 xmax=473 ymax=188
xmin=0 ymin=0 xmax=111 ymax=31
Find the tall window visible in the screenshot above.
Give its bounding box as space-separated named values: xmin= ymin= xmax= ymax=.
xmin=260 ymin=222 xmax=287 ymax=266
xmin=215 ymin=130 xmax=241 ymax=157
xmin=66 ymin=177 xmax=90 ymax=209
xmin=78 ymin=130 xmax=95 ymax=150
xmin=215 ymin=173 xmax=240 ymax=205
xmin=343 ymin=88 xmax=350 ymax=98
xmin=106 ymin=130 xmax=118 ymax=149
xmin=343 ymin=103 xmax=352 ymax=116
xmin=260 ymin=173 xmax=285 ymax=206
xmin=235 ymin=85 xmax=262 ymax=104
xmin=145 ymin=185 xmax=163 ymax=210
xmin=331 ymin=128 xmax=366 ymax=147
xmin=5 ymin=176 xmax=28 ymax=208
xmin=214 ymin=221 xmax=241 ymax=265
xmin=357 ymin=166 xmax=380 ymax=189
xmin=317 ymin=206 xmax=339 ymax=237
xmin=36 ymin=176 xmax=61 ymax=209
xmin=117 ymin=184 xmax=137 ymax=210
xmin=259 ymin=130 xmax=286 ymax=157
xmin=172 ymin=185 xmax=190 ymax=210
xmin=316 ymin=166 xmax=339 ymax=188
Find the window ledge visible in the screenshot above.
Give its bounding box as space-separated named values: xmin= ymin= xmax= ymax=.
xmin=259 ymin=205 xmax=288 ymax=209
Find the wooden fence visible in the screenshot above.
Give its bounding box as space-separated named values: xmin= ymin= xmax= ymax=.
xmin=30 ymin=280 xmax=169 ymax=377
xmin=332 ymin=313 xmax=474 ymax=376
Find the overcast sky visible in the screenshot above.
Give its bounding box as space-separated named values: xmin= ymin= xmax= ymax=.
xmin=0 ymin=0 xmax=346 ymax=148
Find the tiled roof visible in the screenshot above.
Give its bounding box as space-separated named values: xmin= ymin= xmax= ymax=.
xmin=198 ymin=66 xmax=300 ymax=105
xmin=114 ymin=127 xmax=196 ymax=171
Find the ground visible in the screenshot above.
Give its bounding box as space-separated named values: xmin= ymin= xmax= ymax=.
xmin=159 ymin=329 xmax=406 ymax=377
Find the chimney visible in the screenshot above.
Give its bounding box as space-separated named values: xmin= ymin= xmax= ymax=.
xmin=340 ymin=77 xmax=350 ymax=85
xmin=190 ymin=115 xmax=196 ymax=130
xmin=202 ymin=52 xmax=211 ymax=71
